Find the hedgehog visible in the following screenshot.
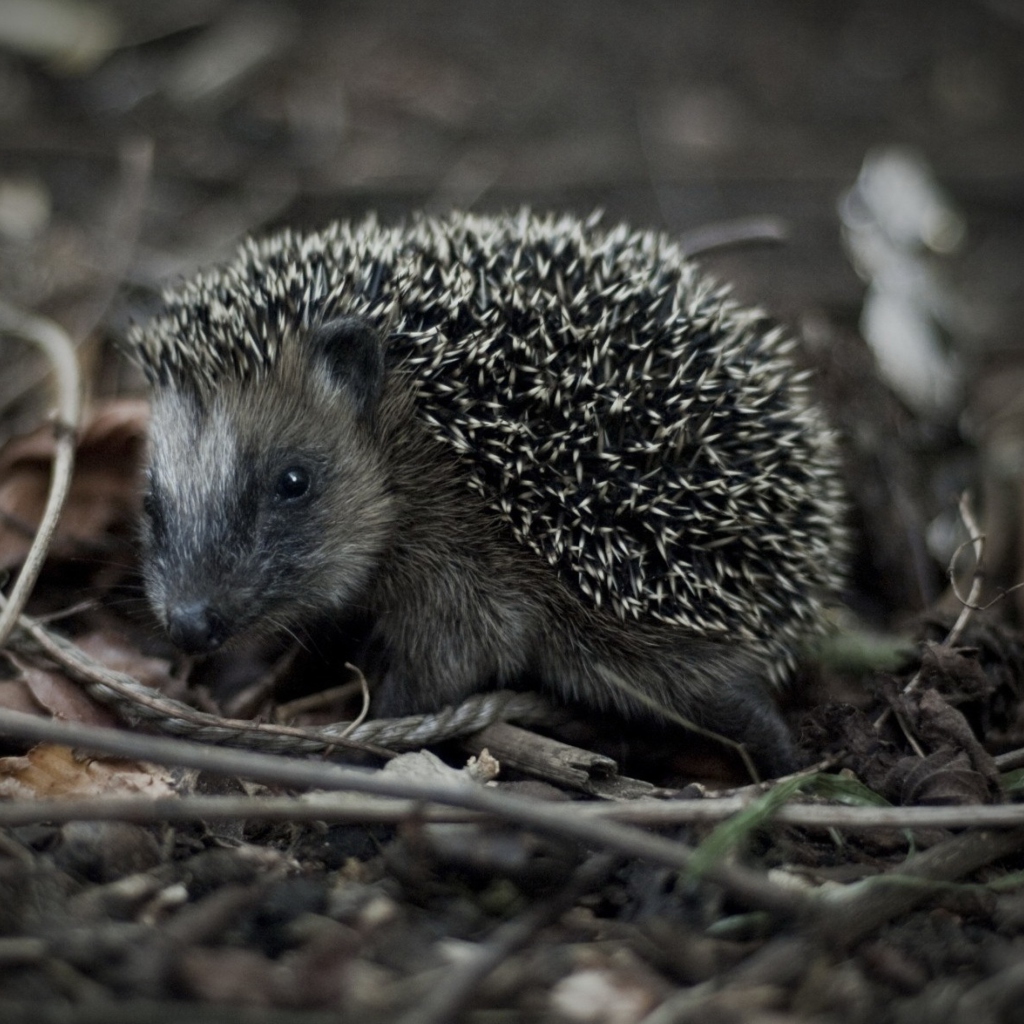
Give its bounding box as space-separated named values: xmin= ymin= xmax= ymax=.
xmin=128 ymin=210 xmax=846 ymax=774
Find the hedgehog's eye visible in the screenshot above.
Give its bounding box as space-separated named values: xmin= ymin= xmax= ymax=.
xmin=141 ymin=489 xmax=166 ymax=539
xmin=275 ymin=466 xmax=311 ymax=501
xmin=142 ymin=490 xmax=163 ymax=527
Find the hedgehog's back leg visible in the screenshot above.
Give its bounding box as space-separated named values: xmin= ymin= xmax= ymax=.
xmin=539 ymin=628 xmax=799 ymax=778
xmin=683 ymin=671 xmax=799 ymax=778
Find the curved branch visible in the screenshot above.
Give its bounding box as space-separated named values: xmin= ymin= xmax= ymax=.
xmin=0 ymin=303 xmax=81 ymax=648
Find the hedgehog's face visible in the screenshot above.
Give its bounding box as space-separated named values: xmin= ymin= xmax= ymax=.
xmin=139 ymin=316 xmax=395 ymax=654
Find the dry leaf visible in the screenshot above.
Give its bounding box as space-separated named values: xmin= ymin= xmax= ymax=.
xmin=0 ymin=397 xmax=148 ymax=571
xmin=11 ymin=654 xmax=118 ymax=727
xmin=74 ymin=628 xmax=176 ymax=693
xmin=885 ymin=747 xmax=991 ymax=806
xmin=917 ymin=642 xmax=996 ymax=703
xmin=904 ymin=687 xmax=1000 ymax=787
xmin=0 ymin=677 xmax=45 ymax=716
xmin=0 ymin=742 xmax=175 ymax=799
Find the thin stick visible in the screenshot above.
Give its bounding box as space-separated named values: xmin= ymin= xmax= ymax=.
xmin=874 ymin=491 xmax=985 ymax=738
xmin=594 ymin=662 xmax=761 ymax=783
xmin=338 ymin=662 xmax=370 ymax=737
xmin=904 ymin=492 xmax=984 ymax=696
xmin=8 ymin=608 xmax=549 ymax=757
xmin=944 ymin=492 xmax=986 ymax=650
xmin=273 ymin=679 xmax=361 ymax=719
xmin=0 ymin=304 xmax=81 ymax=648
xmin=821 ymin=827 xmax=1024 ymax=949
xmin=996 ymin=747 xmax=1024 ymax=771
xmin=7 ymin=792 xmax=1024 ymax=831
xmin=0 ymin=708 xmax=812 ymax=922
xmin=8 ymin=608 xmax=390 ymax=758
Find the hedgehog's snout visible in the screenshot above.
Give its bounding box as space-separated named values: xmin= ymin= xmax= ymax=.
xmin=166 ymin=601 xmax=229 ymax=655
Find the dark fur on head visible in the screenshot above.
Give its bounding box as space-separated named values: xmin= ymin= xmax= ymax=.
xmin=142 ymin=317 xmax=395 ymax=654
xmin=135 ymin=212 xmax=848 ymax=775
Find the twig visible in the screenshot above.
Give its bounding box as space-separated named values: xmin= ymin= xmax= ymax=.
xmin=0 ymin=304 xmax=81 ymax=649
xmin=704 ymin=756 xmax=841 ymax=799
xmin=7 ymin=791 xmax=1024 ymax=831
xmin=0 ymin=708 xmax=813 ymax=922
xmin=591 ymin=799 xmax=1024 ymax=831
xmin=820 ymin=826 xmax=1024 ymax=949
xmin=337 ymin=661 xmax=370 ymax=737
xmin=7 ymin=607 xmax=551 ymax=756
xmin=395 ymin=853 xmax=619 ymax=1024
xmin=874 ymin=491 xmax=985 ymax=740
xmin=273 ymin=678 xmax=361 ymax=720
xmin=462 ymin=721 xmax=623 ymax=793
xmin=0 ymin=793 xmax=476 ymax=828
xmin=893 ymin=705 xmax=927 ymax=758
xmin=996 ymin=747 xmax=1024 ymax=771
xmin=901 ymin=492 xmax=984 ymax=698
xmin=942 ymin=492 xmax=985 ymax=651
xmin=7 ymin=607 xmax=391 ymax=758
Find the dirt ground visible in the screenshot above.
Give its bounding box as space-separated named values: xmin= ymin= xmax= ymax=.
xmin=2 ymin=1 xmax=1024 ymax=1021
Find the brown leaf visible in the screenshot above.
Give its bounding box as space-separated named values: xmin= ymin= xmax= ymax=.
xmin=9 ymin=653 xmax=118 ymax=727
xmin=0 ymin=742 xmax=175 ymax=800
xmin=74 ymin=629 xmax=176 ymax=693
xmin=917 ymin=642 xmax=995 ymax=703
xmin=798 ymin=703 xmax=901 ymax=794
xmin=0 ymin=677 xmax=46 ymax=716
xmin=884 ymin=747 xmax=991 ymax=806
xmin=903 ymin=687 xmax=1000 ymax=788
xmin=0 ymin=398 xmax=148 ymax=571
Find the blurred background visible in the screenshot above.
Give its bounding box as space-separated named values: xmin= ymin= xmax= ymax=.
xmin=1 ymin=0 xmax=1024 ymax=627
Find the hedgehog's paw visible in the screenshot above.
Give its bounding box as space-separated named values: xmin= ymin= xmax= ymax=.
xmin=700 ymin=680 xmax=800 ymax=779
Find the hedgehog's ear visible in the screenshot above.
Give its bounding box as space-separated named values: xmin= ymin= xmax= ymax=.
xmin=310 ymin=316 xmax=385 ymax=422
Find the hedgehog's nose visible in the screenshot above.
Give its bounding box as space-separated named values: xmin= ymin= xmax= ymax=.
xmin=166 ymin=602 xmax=226 ymax=654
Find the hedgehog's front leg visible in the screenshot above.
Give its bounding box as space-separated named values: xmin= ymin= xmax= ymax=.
xmin=362 ymin=545 xmax=539 ymax=718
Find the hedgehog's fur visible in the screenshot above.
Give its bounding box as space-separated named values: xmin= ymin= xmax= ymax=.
xmin=130 ymin=210 xmax=846 ymax=773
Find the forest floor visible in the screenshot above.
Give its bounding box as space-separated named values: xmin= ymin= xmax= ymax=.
xmin=2 ymin=2 xmax=1024 ymax=1021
